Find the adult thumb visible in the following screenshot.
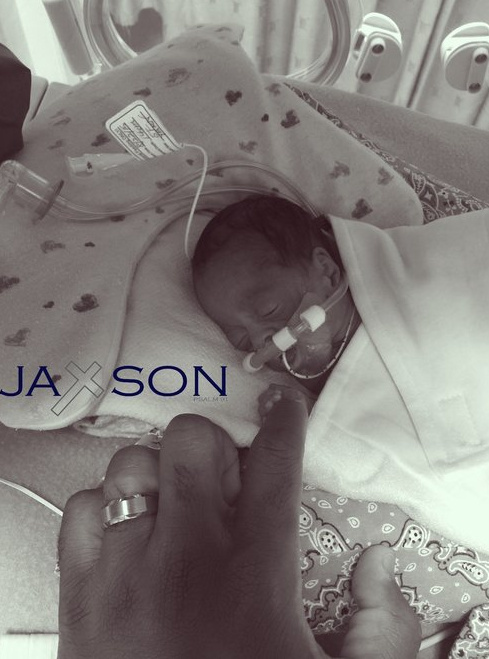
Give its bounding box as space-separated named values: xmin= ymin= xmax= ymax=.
xmin=341 ymin=545 xmax=421 ymax=659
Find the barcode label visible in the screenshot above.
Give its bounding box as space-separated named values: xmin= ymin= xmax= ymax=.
xmin=105 ymin=100 xmax=183 ymax=160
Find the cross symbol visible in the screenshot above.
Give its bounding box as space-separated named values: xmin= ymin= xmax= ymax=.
xmin=51 ymin=360 xmax=104 ymax=416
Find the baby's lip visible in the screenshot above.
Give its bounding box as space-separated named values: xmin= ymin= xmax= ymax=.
xmin=266 ymin=353 xmax=288 ymax=373
xmin=284 ymin=345 xmax=304 ymax=370
xmin=265 ymin=346 xmax=302 ymax=373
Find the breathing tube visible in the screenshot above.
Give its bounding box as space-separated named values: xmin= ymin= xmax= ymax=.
xmin=243 ymin=275 xmax=350 ymax=378
xmin=0 ymin=157 xmax=319 ymax=223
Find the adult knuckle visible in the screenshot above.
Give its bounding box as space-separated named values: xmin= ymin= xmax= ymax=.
xmin=255 ymin=439 xmax=302 ymax=477
xmin=104 ymin=576 xmax=138 ymax=625
xmin=63 ymin=489 xmax=94 ymax=517
xmin=60 ymin=583 xmax=93 ymax=628
xmin=170 ymin=462 xmax=201 ymax=503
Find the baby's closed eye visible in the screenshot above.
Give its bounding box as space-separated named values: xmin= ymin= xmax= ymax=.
xmin=258 ymin=303 xmax=280 ymax=319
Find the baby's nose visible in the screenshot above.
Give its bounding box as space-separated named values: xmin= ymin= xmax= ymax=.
xmin=249 ymin=326 xmax=275 ymax=351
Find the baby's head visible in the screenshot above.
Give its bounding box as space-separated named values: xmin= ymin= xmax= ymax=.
xmin=191 ymin=195 xmax=344 ymax=372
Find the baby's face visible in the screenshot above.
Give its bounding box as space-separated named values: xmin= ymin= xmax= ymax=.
xmin=194 ymin=234 xmax=320 ymax=371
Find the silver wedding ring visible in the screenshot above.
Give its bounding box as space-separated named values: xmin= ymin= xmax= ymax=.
xmin=101 ymin=493 xmax=159 ymax=529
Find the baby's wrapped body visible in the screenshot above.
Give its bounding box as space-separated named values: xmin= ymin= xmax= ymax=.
xmin=191 ymin=193 xmax=489 ymax=557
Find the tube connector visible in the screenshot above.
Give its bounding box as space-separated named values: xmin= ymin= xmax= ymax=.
xmin=243 ymin=304 xmax=327 ymax=373
xmin=299 ymin=305 xmax=326 ymax=331
xmin=66 ymin=153 xmax=135 ymax=177
xmin=0 ymin=160 xmax=63 ymax=222
xmin=243 ymin=339 xmax=284 ymax=373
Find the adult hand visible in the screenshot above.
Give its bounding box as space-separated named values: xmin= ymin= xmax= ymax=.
xmin=57 ymin=390 xmax=421 ymax=659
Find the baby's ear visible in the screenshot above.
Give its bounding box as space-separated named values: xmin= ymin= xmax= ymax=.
xmin=311 ymin=246 xmax=341 ymax=290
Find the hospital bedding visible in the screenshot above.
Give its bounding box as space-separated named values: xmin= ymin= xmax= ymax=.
xmin=1 ymin=23 xmax=489 ymax=653
xmin=0 ymin=22 xmax=422 ymax=433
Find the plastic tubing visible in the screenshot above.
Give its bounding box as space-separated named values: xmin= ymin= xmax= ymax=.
xmin=0 ymin=158 xmax=319 ymax=222
xmin=243 ymin=276 xmax=349 ymax=373
xmin=243 ymin=312 xmax=322 ymax=373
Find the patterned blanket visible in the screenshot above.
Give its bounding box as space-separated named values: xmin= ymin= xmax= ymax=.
xmin=0 ymin=23 xmax=422 ymax=434
xmin=2 ymin=23 xmax=489 ymax=653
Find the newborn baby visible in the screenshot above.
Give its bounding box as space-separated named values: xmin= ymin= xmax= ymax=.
xmin=191 ymin=194 xmax=361 ymax=399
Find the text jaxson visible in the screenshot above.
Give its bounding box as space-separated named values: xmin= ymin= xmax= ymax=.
xmin=1 ymin=363 xmax=228 ymax=414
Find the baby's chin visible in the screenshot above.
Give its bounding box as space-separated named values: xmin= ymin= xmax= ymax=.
xmin=267 ymin=357 xmax=289 ymax=373
xmin=265 ymin=349 xmax=302 ymax=375
xmin=268 ymin=345 xmax=331 ymax=378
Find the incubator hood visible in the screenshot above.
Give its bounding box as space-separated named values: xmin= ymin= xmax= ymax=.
xmin=10 ymin=1 xmax=489 ymax=128
xmin=47 ymin=0 xmax=359 ymax=85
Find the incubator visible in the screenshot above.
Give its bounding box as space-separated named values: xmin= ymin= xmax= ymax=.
xmin=6 ymin=0 xmax=488 ymax=128
xmin=3 ymin=6 xmax=489 ymax=655
xmin=66 ymin=0 xmax=356 ymax=84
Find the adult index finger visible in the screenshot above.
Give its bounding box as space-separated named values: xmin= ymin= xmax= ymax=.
xmin=235 ymin=388 xmax=309 ymax=550
xmin=58 ymin=488 xmax=105 ymax=644
xmin=156 ymin=414 xmax=240 ymax=536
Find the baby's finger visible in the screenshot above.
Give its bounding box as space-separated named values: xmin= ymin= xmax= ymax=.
xmin=257 ymin=384 xmax=284 ymax=419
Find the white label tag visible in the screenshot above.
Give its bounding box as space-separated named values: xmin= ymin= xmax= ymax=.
xmin=105 ymin=100 xmax=184 ymax=160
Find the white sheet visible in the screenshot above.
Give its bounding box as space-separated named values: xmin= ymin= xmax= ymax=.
xmin=303 ymin=210 xmax=489 ymax=553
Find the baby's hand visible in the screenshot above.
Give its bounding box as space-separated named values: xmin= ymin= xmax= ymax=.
xmin=258 ymin=383 xmax=314 ymax=422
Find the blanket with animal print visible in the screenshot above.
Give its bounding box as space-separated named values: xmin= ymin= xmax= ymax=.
xmin=0 ymin=23 xmax=422 ymax=434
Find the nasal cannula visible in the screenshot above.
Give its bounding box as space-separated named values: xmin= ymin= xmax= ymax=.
xmin=242 ymin=275 xmax=349 ymax=374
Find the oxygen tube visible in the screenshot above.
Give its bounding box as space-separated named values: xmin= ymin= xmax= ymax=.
xmin=0 ymin=96 xmax=319 ymax=226
xmin=242 ymin=275 xmax=350 ymax=377
xmin=0 ymin=157 xmax=319 ymax=224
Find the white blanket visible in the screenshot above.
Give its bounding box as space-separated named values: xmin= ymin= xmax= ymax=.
xmin=304 ymin=210 xmax=489 ymax=554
